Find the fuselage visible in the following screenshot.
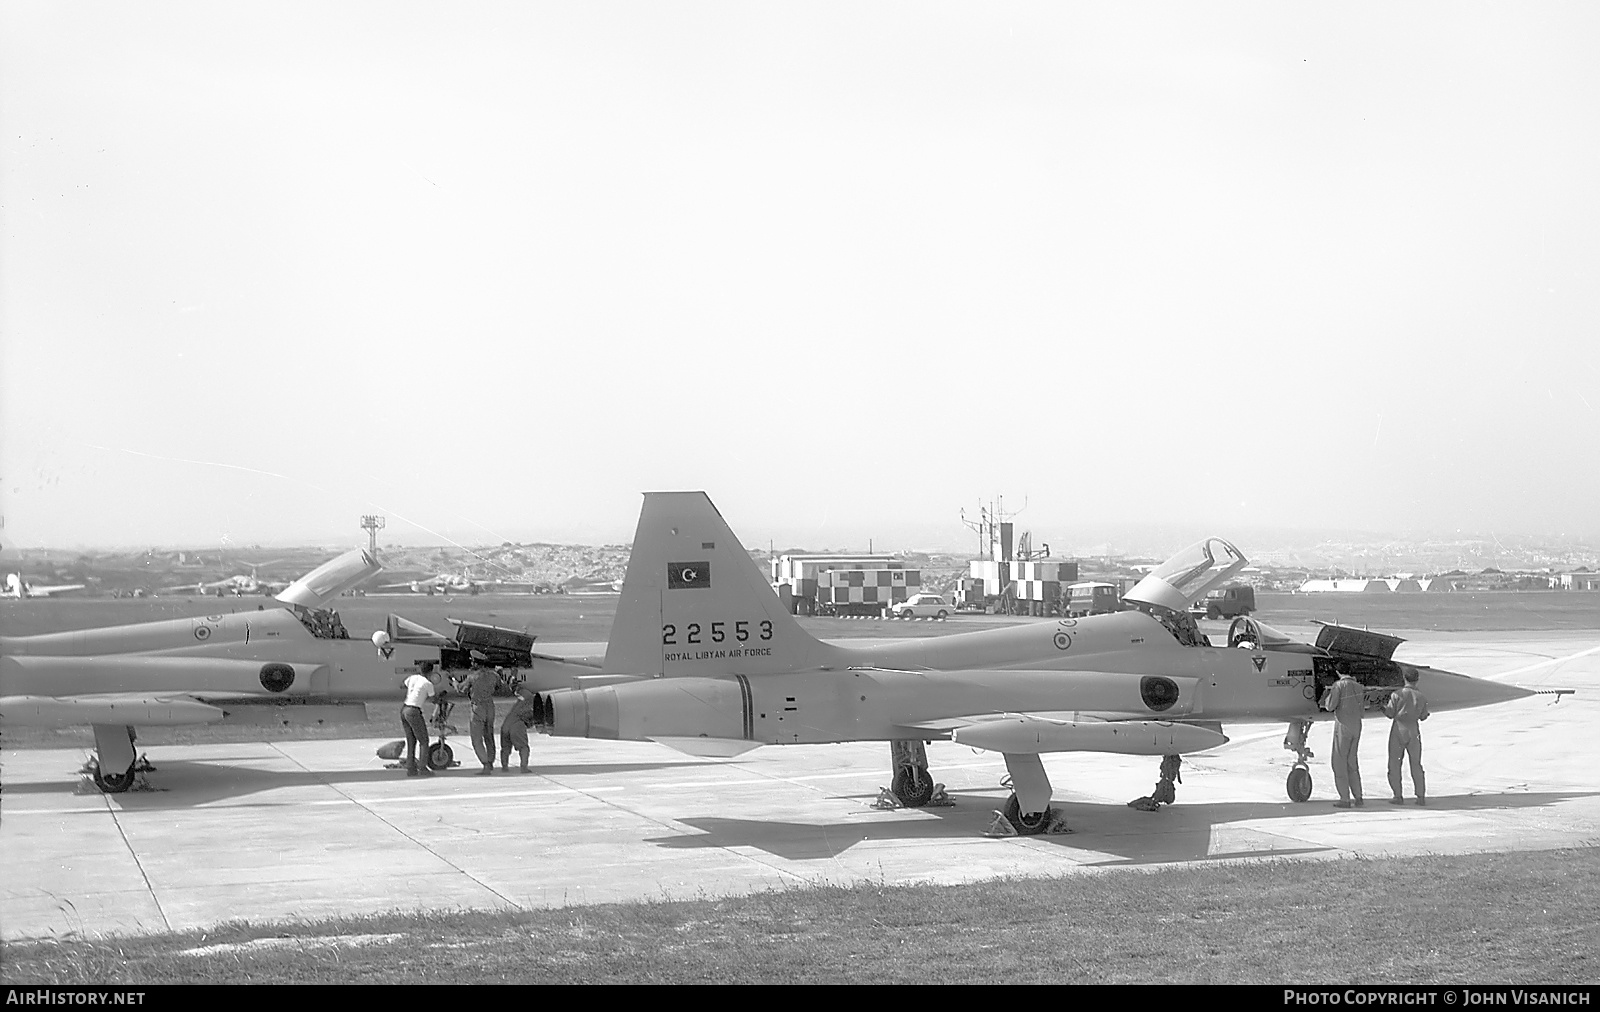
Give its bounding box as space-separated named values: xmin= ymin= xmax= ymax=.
xmin=539 ymin=609 xmax=1529 ymax=747
xmin=833 ymin=610 xmax=1522 ymax=721
xmin=0 ymin=606 xmax=440 ymax=704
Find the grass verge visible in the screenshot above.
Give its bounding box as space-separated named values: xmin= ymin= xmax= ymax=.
xmin=4 ymin=848 xmax=1596 ymax=984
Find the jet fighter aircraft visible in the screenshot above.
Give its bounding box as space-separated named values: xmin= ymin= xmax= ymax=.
xmin=527 ymin=492 xmax=1545 ymax=835
xmin=0 ymin=550 xmax=471 ymax=792
xmin=3 ymin=574 xmax=87 ymax=598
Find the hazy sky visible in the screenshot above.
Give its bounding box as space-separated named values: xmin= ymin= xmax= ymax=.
xmin=3 ymin=3 xmax=1597 ymax=554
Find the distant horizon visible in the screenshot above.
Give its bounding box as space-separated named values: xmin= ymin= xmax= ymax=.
xmin=6 ymin=517 xmax=1598 ymax=560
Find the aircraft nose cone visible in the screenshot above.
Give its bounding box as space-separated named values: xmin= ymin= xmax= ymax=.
xmin=1420 ymin=667 xmax=1536 ymax=712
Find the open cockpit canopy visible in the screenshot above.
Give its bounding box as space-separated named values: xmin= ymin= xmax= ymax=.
xmin=275 ymin=549 xmax=382 ymax=609
xmin=1123 ymin=537 xmax=1248 ymax=613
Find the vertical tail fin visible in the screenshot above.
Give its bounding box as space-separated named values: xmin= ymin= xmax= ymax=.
xmin=603 ymin=492 xmax=832 ymax=676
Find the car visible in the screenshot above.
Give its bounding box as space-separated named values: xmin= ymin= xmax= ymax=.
xmin=1064 ymin=582 xmax=1122 ymax=618
xmin=1193 ymin=584 xmax=1256 ymax=619
xmin=891 ymin=593 xmax=951 ymax=619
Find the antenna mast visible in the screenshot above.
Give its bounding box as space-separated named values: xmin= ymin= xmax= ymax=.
xmin=360 ymin=515 xmax=386 ymax=555
xmin=959 ymin=494 xmax=1027 ymax=560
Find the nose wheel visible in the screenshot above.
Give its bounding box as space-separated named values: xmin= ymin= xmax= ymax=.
xmin=1287 ymin=765 xmax=1313 ymax=802
xmin=1283 ymin=718 xmax=1315 ymax=802
xmin=428 ymin=741 xmax=455 ymax=770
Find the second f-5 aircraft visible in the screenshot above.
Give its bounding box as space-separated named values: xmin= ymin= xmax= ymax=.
xmin=526 ymin=492 xmax=1541 ymax=834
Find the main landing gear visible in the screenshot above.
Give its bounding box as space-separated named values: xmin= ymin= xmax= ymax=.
xmin=1283 ymin=718 xmax=1315 ymax=802
xmin=986 ymin=753 xmax=1069 ymax=836
xmin=874 ymin=740 xmax=951 ymax=809
xmin=84 ymin=724 xmax=151 ymax=794
xmin=1128 ymin=754 xmax=1183 ymax=812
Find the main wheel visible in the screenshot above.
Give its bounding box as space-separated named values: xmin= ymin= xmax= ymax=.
xmin=1002 ymin=794 xmax=1052 ymax=835
xmin=1287 ymin=766 xmax=1312 ymax=802
xmin=891 ymin=764 xmax=935 ymax=807
xmin=428 ymin=743 xmax=454 ymax=770
xmin=94 ymin=763 xmax=136 ymax=794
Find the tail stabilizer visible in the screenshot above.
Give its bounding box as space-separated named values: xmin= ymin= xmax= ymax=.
xmin=603 ymin=492 xmax=832 ymax=676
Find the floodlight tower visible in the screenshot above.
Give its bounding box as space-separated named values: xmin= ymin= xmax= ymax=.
xmin=360 ymin=515 xmax=386 ymax=555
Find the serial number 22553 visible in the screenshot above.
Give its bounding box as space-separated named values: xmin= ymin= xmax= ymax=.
xmin=662 ymin=620 xmax=772 ymax=645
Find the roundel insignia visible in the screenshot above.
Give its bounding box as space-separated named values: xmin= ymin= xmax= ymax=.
xmin=1053 ymin=631 xmax=1073 ymax=651
xmin=259 ymin=663 xmax=295 ymax=693
xmin=194 ymin=625 xmax=212 ymax=641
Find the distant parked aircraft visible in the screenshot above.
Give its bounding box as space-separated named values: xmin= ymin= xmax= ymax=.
xmin=3 ymin=574 xmax=87 ymax=599
xmin=164 ymin=563 xmax=290 ymax=597
xmin=378 ymin=572 xmax=482 ymax=595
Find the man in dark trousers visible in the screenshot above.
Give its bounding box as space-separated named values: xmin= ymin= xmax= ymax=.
xmin=401 ymin=666 xmax=440 ymax=777
xmin=1320 ymin=667 xmax=1367 ymax=808
xmin=500 ymin=682 xmax=538 ymax=773
xmin=464 ymin=665 xmax=499 ymax=775
xmin=1384 ymin=669 xmax=1431 ymax=805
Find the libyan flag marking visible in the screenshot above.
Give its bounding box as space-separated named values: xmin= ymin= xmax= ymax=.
xmin=668 ymin=562 xmax=711 ymax=589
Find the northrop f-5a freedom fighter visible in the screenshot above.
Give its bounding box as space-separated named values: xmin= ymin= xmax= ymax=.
xmin=0 ymin=550 xmax=534 ymax=791
xmin=527 ymin=492 xmax=1547 ymax=834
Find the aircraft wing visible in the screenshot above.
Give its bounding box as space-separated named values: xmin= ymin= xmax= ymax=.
xmin=531 ymin=647 xmax=606 ymax=670
xmin=0 ymin=692 xmax=227 ymax=728
xmin=29 ymin=583 xmax=88 ymax=597
xmin=903 ymin=710 xmax=1228 ymax=755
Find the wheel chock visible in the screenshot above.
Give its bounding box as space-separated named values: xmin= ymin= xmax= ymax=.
xmin=926 ymin=784 xmax=956 ymax=808
xmin=870 ymin=787 xmax=904 ymax=810
xmin=1127 ymin=795 xmax=1162 ymax=812
xmin=983 ymin=811 xmax=1018 ymax=837
xmin=1045 ymin=812 xmax=1075 ymax=834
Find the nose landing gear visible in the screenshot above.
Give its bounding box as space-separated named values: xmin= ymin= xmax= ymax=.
xmin=427 ymin=699 xmax=460 ymax=770
xmin=1284 ymin=718 xmax=1315 ymax=802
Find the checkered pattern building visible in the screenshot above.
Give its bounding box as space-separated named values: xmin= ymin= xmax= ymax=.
xmin=821 ymin=567 xmax=921 ymax=606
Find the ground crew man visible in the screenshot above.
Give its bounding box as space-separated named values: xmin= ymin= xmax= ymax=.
xmin=1320 ymin=667 xmax=1367 ymax=807
xmin=500 ymin=683 xmax=538 ymax=773
xmin=464 ymin=665 xmax=499 ymax=775
xmin=401 ymin=667 xmax=440 ymax=777
xmin=1384 ymin=669 xmax=1431 ymax=805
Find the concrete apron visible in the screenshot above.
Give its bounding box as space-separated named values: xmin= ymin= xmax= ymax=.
xmin=2 ymin=630 xmax=1596 ymax=942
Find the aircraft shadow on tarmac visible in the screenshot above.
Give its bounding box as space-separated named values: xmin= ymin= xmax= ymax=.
xmin=644 ymin=790 xmax=1599 ymax=866
xmin=3 ymin=759 xmax=717 ymax=809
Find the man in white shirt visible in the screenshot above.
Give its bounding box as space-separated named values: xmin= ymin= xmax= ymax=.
xmin=401 ymin=666 xmax=441 ymax=776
